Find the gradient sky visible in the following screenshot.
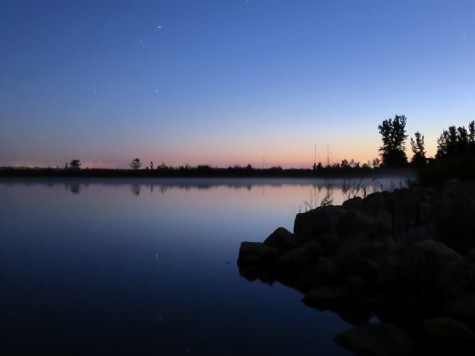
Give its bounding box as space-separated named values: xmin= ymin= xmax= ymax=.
xmin=1 ymin=0 xmax=474 ymax=168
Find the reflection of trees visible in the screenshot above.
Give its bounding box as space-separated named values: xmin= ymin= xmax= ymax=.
xmin=130 ymin=184 xmax=141 ymax=196
xmin=64 ymin=183 xmax=84 ymax=194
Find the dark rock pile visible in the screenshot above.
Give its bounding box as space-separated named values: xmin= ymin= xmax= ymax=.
xmin=238 ymin=180 xmax=475 ymax=355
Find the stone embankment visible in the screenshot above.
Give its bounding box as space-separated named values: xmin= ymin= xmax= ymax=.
xmin=238 ymin=180 xmax=475 ymax=355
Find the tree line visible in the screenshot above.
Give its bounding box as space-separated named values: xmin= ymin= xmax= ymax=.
xmin=5 ymin=114 xmax=473 ymax=181
xmin=378 ymin=114 xmax=475 ymax=183
xmin=378 ymin=115 xmax=475 ymax=165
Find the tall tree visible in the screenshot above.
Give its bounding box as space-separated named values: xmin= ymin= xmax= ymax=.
xmin=378 ymin=115 xmax=408 ymax=166
xmin=69 ymin=159 xmax=81 ymax=170
xmin=469 ymin=121 xmax=475 ymax=154
xmin=130 ymin=158 xmax=142 ymax=170
xmin=410 ymin=131 xmax=426 ymax=166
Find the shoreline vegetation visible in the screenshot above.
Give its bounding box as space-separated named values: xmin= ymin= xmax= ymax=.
xmin=0 ymin=165 xmax=413 ymax=179
xmin=1 ymin=158 xmax=474 ymax=186
xmin=3 ymin=116 xmax=475 ymax=183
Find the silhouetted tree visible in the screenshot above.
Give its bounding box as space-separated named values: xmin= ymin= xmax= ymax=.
xmin=130 ymin=158 xmax=142 ymax=170
xmin=469 ymin=121 xmax=475 ymax=144
xmin=436 ymin=124 xmax=474 ymax=159
xmin=410 ymin=131 xmax=426 ymax=166
xmin=340 ymin=159 xmax=350 ymax=168
xmin=69 ymin=159 xmax=81 ymax=170
xmin=422 ymin=121 xmax=475 ymax=184
xmin=349 ymin=159 xmax=359 ymax=168
xmin=378 ymin=115 xmax=408 ymax=166
xmin=372 ymin=158 xmax=381 ymax=168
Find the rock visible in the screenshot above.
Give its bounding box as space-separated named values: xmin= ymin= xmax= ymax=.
xmin=334 ymin=233 xmax=390 ymax=276
xmin=435 ymin=261 xmax=469 ymax=300
xmin=398 ymin=226 xmax=431 ymax=246
xmin=302 ymin=257 xmax=343 ymax=286
xmin=336 ymin=209 xmax=382 ymax=236
xmin=465 ymin=249 xmax=475 ymax=263
xmin=398 ymin=240 xmax=463 ymax=283
xmin=354 ymin=259 xmax=382 ymax=280
xmin=334 ymin=323 xmax=413 ymax=356
xmin=271 ymin=240 xmax=323 ymax=275
xmin=342 ymin=196 xmax=364 ymax=210
xmin=263 ymin=227 xmax=299 ymax=251
xmin=302 ymin=285 xmax=347 ymax=310
xmin=237 ymin=242 xmax=279 ymax=280
xmin=373 ymin=292 xmax=428 ymax=327
xmin=423 ymin=317 xmax=475 ymax=349
xmin=439 ymin=294 xmax=475 ymax=329
xmin=238 ymin=181 xmax=475 ymax=354
xmin=293 ymin=206 xmax=346 ymax=237
xmin=309 ymin=232 xmax=341 ymax=255
xmin=344 ymin=274 xmax=365 ymax=297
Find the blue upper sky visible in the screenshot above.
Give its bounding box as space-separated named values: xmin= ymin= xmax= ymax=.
xmin=1 ymin=0 xmax=474 ymax=168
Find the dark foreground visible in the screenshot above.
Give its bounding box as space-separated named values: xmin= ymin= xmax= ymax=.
xmin=238 ymin=180 xmax=475 ymax=355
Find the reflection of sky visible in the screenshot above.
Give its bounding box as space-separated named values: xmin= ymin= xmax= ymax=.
xmin=0 ymin=179 xmax=357 ymax=354
xmin=1 ymin=1 xmax=475 ymax=168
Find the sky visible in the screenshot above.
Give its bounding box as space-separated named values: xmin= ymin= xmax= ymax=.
xmin=1 ymin=0 xmax=474 ymax=169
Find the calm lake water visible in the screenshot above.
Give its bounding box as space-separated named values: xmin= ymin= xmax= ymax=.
xmin=0 ymin=177 xmax=409 ymax=355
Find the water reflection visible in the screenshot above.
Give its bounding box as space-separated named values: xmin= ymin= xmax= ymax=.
xmin=65 ymin=182 xmax=82 ymax=194
xmin=298 ymin=177 xmax=396 ymax=211
xmin=0 ymin=178 xmax=359 ymax=355
xmin=130 ymin=184 xmax=141 ymax=196
xmin=0 ymin=177 xmax=412 ymax=355
xmin=0 ymin=176 xmax=413 ymax=201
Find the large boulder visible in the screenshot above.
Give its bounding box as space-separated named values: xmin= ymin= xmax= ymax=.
xmin=270 ymin=240 xmax=323 ymax=275
xmin=435 ymin=261 xmax=471 ymax=300
xmin=422 ymin=317 xmax=475 ymax=352
xmin=334 ymin=323 xmax=413 ymax=356
xmin=237 ymin=242 xmax=279 ymax=281
xmin=342 ymin=196 xmax=364 ymax=210
xmin=334 ymin=233 xmax=392 ymax=277
xmin=293 ymin=206 xmax=346 ymax=238
xmin=300 ymin=257 xmax=343 ymax=287
xmin=263 ymin=227 xmax=299 ymax=251
xmin=397 ymin=240 xmax=463 ymax=285
xmin=336 ymin=209 xmax=383 ymax=237
xmin=438 ymin=294 xmax=475 ymax=329
xmin=302 ymin=285 xmax=347 ymax=310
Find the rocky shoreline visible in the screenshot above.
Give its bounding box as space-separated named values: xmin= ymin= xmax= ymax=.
xmin=238 ymin=180 xmax=475 ymax=355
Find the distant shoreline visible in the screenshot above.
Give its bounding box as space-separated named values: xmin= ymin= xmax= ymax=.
xmin=0 ymin=166 xmax=416 ymax=179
